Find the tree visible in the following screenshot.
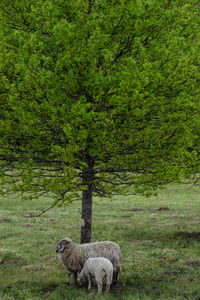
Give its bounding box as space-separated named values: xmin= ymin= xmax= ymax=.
xmin=0 ymin=0 xmax=199 ymax=243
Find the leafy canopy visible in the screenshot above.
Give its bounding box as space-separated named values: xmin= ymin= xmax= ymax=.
xmin=0 ymin=0 xmax=200 ymax=205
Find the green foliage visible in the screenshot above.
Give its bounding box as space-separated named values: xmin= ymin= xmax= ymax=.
xmin=0 ymin=0 xmax=200 ymax=203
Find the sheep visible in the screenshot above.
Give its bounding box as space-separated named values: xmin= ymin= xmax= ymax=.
xmin=78 ymin=257 xmax=113 ymax=295
xmin=56 ymin=237 xmax=122 ymax=285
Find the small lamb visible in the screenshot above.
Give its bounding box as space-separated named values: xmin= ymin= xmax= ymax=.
xmin=78 ymin=257 xmax=113 ymax=295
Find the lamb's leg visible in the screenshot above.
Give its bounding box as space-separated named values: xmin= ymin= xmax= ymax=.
xmin=97 ymin=282 xmax=102 ymax=295
xmin=95 ymin=274 xmax=103 ymax=295
xmin=87 ymin=275 xmax=92 ymax=290
xmin=106 ymin=278 xmax=111 ymax=293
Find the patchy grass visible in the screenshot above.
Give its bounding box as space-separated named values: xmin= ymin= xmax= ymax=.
xmin=1 ymin=184 xmax=200 ymax=299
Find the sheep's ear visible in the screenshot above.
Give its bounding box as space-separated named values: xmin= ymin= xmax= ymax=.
xmin=62 ymin=240 xmax=70 ymax=246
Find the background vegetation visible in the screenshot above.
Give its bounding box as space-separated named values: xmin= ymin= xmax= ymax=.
xmin=1 ymin=184 xmax=200 ymax=299
xmin=1 ymin=0 xmax=200 ymax=243
xmin=0 ymin=2 xmax=200 ymax=298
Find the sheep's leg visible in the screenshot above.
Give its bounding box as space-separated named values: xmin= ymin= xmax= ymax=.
xmin=87 ymin=275 xmax=92 ymax=290
xmin=66 ymin=271 xmax=72 ymax=285
xmin=113 ymin=271 xmax=118 ymax=285
xmin=73 ymin=271 xmax=77 ymax=283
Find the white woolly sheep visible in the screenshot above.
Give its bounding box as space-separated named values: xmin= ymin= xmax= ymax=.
xmin=78 ymin=257 xmax=113 ymax=294
xmin=56 ymin=237 xmax=122 ymax=285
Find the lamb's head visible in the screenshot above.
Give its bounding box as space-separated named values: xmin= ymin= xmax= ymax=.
xmin=56 ymin=238 xmax=73 ymax=254
xmin=78 ymin=272 xmax=87 ymax=286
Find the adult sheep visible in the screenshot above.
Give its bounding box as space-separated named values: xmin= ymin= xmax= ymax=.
xmin=56 ymin=237 xmax=122 ymax=285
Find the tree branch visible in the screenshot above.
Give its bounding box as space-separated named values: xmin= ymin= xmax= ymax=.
xmin=24 ymin=199 xmax=61 ymax=218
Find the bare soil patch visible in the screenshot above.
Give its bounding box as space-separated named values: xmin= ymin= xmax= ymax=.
xmin=0 ymin=218 xmax=11 ymax=223
xmin=122 ymin=208 xmax=143 ymax=212
xmin=157 ymin=207 xmax=171 ymax=211
xmin=187 ymin=258 xmax=200 ymax=267
xmin=0 ymin=258 xmax=20 ymax=266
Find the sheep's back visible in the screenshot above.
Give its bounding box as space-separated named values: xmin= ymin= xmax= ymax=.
xmin=78 ymin=241 xmax=121 ymax=270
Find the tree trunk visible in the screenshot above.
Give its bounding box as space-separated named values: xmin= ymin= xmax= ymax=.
xmin=80 ymin=162 xmax=95 ymax=244
xmin=81 ymin=185 xmax=93 ymax=244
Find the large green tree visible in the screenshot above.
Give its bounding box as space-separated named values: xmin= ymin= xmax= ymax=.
xmin=0 ymin=0 xmax=199 ymax=243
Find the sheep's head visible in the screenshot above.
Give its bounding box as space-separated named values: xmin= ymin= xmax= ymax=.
xmin=56 ymin=238 xmax=73 ymax=254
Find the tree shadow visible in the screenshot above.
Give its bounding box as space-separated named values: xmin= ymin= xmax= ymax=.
xmin=4 ymin=280 xmax=60 ymax=294
xmin=174 ymin=231 xmax=200 ymax=241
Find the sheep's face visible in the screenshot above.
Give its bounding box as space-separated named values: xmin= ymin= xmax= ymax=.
xmin=56 ymin=238 xmax=72 ymax=254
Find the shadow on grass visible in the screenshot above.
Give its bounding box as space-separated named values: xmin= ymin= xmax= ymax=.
xmin=2 ymin=274 xmax=200 ymax=300
xmin=3 ymin=280 xmax=60 ymax=295
xmin=2 ymin=280 xmax=92 ymax=300
xmin=174 ymin=231 xmax=200 ymax=241
xmin=115 ymin=269 xmax=200 ymax=299
xmin=121 ymin=226 xmax=200 ymax=246
xmin=168 ymin=231 xmax=200 ymax=248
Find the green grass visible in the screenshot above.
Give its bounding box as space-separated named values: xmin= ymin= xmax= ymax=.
xmin=1 ymin=184 xmax=200 ymax=299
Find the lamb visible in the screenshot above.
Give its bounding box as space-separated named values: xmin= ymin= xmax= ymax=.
xmin=56 ymin=237 xmax=122 ymax=285
xmin=78 ymin=257 xmax=113 ymax=295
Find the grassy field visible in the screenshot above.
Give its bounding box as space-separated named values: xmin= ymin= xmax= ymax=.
xmin=0 ymin=184 xmax=200 ymax=300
